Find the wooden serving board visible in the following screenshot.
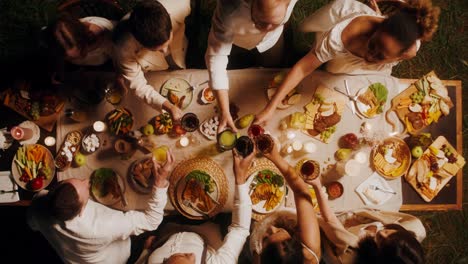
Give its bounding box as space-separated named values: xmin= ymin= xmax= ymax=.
xmin=388 ymin=71 xmax=453 ymax=135
xmin=405 ymin=136 xmax=465 ymax=202
xmin=3 ymin=89 xmax=65 ymax=132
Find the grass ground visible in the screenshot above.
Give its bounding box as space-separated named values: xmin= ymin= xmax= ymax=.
xmin=0 ymin=0 xmax=467 ymax=262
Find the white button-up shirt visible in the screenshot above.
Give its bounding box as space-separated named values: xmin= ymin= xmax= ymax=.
xmin=147 ymin=183 xmax=252 ymax=264
xmin=205 ymin=0 xmax=297 ymax=90
xmin=27 ymin=187 xmax=168 ymax=264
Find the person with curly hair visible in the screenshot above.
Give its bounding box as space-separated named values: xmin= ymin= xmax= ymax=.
xmin=255 ymin=0 xmax=440 ymax=125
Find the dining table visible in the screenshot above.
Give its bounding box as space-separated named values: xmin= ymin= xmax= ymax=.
xmin=1 ymin=68 xmax=462 ymax=213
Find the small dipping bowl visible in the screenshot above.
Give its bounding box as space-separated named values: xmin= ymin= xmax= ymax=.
xmin=114 ymin=139 xmax=132 ymax=154
xmin=82 ymin=133 xmax=101 ymax=154
xmin=298 ymin=159 xmax=320 ymax=181
xmin=326 ymin=181 xmax=344 ymax=199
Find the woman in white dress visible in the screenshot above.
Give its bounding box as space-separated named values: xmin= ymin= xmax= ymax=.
xmin=255 ymin=0 xmax=440 ymax=124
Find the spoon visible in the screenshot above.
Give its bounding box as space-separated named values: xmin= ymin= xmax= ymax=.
xmin=0 ymin=190 xmax=18 ymax=194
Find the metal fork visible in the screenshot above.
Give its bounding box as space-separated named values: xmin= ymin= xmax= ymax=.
xmin=368 ymin=185 xmax=396 ymax=195
xmin=0 ymin=190 xmax=18 ymax=194
xmin=182 ymin=199 xmax=210 ymax=219
xmin=334 ymin=86 xmax=359 ymax=103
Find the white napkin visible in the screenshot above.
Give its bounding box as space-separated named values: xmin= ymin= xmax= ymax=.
xmin=355 ymin=172 xmax=394 ymax=206
xmin=0 ymin=171 xmax=20 ymax=203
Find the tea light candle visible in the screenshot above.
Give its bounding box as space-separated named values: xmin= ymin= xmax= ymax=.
xmin=303 ymin=141 xmax=317 ymax=153
xmin=360 ymin=122 xmax=372 ymax=133
xmin=286 ymin=130 xmax=296 ymax=140
xmin=291 ymin=140 xmax=303 ymax=151
xmin=93 ymin=121 xmax=106 ymax=132
xmin=44 ymin=136 xmax=56 ymax=146
xmin=354 ymin=151 xmax=367 ymax=164
xmin=179 ymin=136 xmax=189 ymax=147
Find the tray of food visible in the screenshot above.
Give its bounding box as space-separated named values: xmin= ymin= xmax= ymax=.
xmin=169 ymin=158 xmax=227 ymax=220
xmin=405 ymin=136 xmax=465 ymax=202
xmin=302 ymin=85 xmax=347 ymax=143
xmin=387 ymin=71 xmax=453 ymax=134
xmin=129 ymin=158 xmax=155 ymax=194
xmin=90 ymin=168 xmax=125 ymax=206
xmin=160 ymin=78 xmax=193 ymax=110
xmin=106 ymin=108 xmax=133 ymax=136
xmin=3 ymin=87 xmax=65 ymax=132
xmin=199 ymin=116 xmax=219 ymax=140
xmin=372 ymin=137 xmax=411 ymax=179
xmin=55 ymin=131 xmax=83 ymax=171
xmin=11 ymin=144 xmax=55 ymax=191
xmin=355 ymin=82 xmax=388 ymax=118
xmin=154 ymin=112 xmax=173 ymax=134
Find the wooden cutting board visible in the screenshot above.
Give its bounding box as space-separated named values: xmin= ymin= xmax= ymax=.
xmin=387 ymin=71 xmax=453 ymax=135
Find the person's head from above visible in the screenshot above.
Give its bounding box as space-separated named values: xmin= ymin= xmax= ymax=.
xmin=129 ymin=0 xmax=173 ymax=52
xmin=251 ymin=0 xmax=290 ymax=31
xmin=48 ymin=178 xmax=90 ymax=221
xmin=356 ymin=223 xmax=425 ymax=264
xmin=365 ymin=0 xmax=440 ymax=63
xmin=163 ymin=252 xmax=196 ymax=264
xmin=50 ymin=15 xmax=96 ymax=60
xmin=260 ymin=225 xmax=304 ymax=264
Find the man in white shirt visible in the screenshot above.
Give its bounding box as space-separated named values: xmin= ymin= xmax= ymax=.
xmin=27 ymin=153 xmax=175 ymax=264
xmin=205 ymin=0 xmax=297 ymax=133
xmin=147 ymin=149 xmax=255 ymax=264
xmin=113 ymin=0 xmax=190 ymax=121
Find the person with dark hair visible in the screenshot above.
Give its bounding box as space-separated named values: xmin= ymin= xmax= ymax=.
xmin=205 ymin=0 xmax=298 ymax=134
xmin=47 ymin=15 xmax=116 ymax=66
xmin=146 ymin=149 xmax=255 ymax=264
xmin=250 ymin=144 xmax=321 ymax=264
xmin=255 ymin=0 xmax=440 ymax=124
xmin=113 ymin=0 xmax=191 ymax=121
xmin=306 ymin=177 xmax=425 ymax=264
xmin=27 ymin=152 xmax=175 ymax=264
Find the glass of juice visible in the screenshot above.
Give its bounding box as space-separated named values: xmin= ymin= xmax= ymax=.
xmin=152 ymin=145 xmax=169 ymax=163
xmin=181 ymin=113 xmax=200 ymax=132
xmin=298 ymin=159 xmax=320 ymax=181
xmin=235 ymin=136 xmax=254 ymax=157
xmin=217 ymin=129 xmax=237 ymax=151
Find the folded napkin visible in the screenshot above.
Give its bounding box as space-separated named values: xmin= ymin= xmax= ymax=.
xmin=356 ymin=172 xmax=395 ymax=206
xmin=0 ymin=171 xmax=20 ymax=203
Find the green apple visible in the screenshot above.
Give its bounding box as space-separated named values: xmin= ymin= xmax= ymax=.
xmin=237 ymin=114 xmax=254 ymax=129
xmin=142 ymin=124 xmax=154 ymax=136
xmin=411 ymin=146 xmax=423 ymax=158
xmin=74 ymin=152 xmax=87 ymax=167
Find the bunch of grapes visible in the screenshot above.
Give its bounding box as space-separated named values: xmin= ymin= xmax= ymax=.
xmin=410 ymin=91 xmax=424 ymax=104
xmin=30 ymin=102 xmax=40 ymax=120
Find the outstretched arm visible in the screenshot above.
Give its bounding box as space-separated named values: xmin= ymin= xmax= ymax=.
xmin=255 ymin=51 xmax=322 ymax=125
xmin=264 ymin=147 xmax=321 ymax=262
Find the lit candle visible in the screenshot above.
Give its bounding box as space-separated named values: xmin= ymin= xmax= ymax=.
xmin=10 ymin=126 xmax=33 ymax=141
xmin=303 ymin=141 xmax=317 ymax=153
xmin=291 ymin=140 xmax=303 ymax=152
xmin=44 ymin=136 xmax=56 ymax=146
xmin=286 ymin=130 xmax=296 ymax=140
xmin=354 ymin=151 xmax=367 ymax=164
xmin=179 ymin=136 xmax=189 ymax=147
xmin=93 ymin=121 xmax=106 ymax=132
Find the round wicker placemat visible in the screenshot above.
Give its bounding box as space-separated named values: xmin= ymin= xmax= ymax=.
xmin=247 ymin=158 xmax=286 ymax=221
xmin=169 ymin=157 xmax=228 ymax=220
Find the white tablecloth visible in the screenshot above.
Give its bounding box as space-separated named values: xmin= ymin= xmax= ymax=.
xmin=57 ymin=69 xmax=404 ymax=213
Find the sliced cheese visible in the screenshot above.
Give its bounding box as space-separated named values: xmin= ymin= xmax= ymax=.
xmin=442 ymin=162 xmax=459 ymax=176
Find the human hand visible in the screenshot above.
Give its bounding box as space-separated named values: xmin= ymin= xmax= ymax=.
xmin=232 ymin=148 xmax=256 ymax=185
xmin=168 ymin=104 xmax=183 ymax=122
xmin=304 ymin=176 xmax=323 ymax=189
xmin=217 ymin=112 xmax=237 ymax=133
xmin=254 ymin=106 xmax=275 ymax=126
xmin=152 ymin=150 xmax=175 ymax=188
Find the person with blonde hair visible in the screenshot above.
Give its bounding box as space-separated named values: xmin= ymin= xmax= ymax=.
xmin=255 ymin=0 xmax=440 ymax=124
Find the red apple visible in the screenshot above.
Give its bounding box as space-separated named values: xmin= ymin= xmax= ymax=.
xmin=340 ymin=133 xmax=359 ymax=149
xmin=29 ymin=177 xmax=44 ymax=190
